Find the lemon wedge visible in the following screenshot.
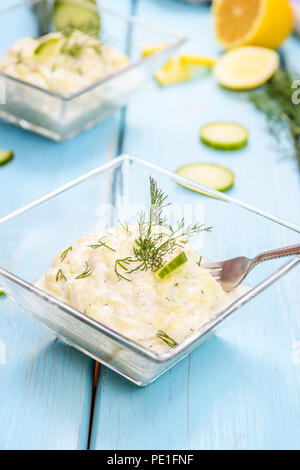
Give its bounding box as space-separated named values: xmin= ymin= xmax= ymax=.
xmin=214 ymin=46 xmax=279 ymax=90
xmin=141 ymin=44 xmax=166 ymax=58
xmin=180 ymin=54 xmax=216 ymax=67
xmin=155 ymin=58 xmax=191 ymax=86
xmin=213 ymin=0 xmax=293 ymax=50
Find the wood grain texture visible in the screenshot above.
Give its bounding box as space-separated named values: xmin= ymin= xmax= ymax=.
xmin=0 ymin=0 xmax=131 ymax=450
xmin=90 ymin=0 xmax=300 ymax=450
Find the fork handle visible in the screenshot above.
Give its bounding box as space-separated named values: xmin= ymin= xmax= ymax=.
xmin=251 ymin=243 xmax=300 ymax=268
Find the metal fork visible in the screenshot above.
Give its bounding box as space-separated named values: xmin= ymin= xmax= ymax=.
xmin=203 ymin=244 xmax=300 ymax=292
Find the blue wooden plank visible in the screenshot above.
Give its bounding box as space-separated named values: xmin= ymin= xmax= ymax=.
xmin=0 ymin=0 xmax=131 ymax=450
xmin=91 ymin=0 xmax=300 ymax=450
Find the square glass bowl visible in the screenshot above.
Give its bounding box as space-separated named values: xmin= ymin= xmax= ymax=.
xmin=0 ymin=155 xmax=299 ymax=386
xmin=0 ymin=0 xmax=185 ymax=141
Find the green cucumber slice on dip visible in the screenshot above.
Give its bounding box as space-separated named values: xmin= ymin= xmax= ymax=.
xmin=34 ymin=37 xmax=62 ymax=60
xmin=200 ymin=122 xmax=248 ymax=150
xmin=0 ymin=291 xmax=6 ymax=297
xmin=54 ymin=0 xmax=100 ymax=37
xmin=157 ymin=252 xmax=188 ymax=279
xmin=176 ymin=163 xmax=234 ymax=193
xmin=0 ymin=150 xmax=14 ymax=166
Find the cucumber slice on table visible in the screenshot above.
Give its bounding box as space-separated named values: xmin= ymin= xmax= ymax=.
xmin=54 ymin=0 xmax=100 ymax=37
xmin=0 ymin=150 xmax=14 ymax=166
xmin=176 ymin=163 xmax=234 ymax=193
xmin=157 ymin=252 xmax=188 ymax=279
xmin=200 ymin=122 xmax=248 ymax=150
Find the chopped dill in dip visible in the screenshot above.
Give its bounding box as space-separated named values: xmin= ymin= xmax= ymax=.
xmin=38 ymin=179 xmax=230 ymax=354
xmin=0 ymin=30 xmax=129 ymax=94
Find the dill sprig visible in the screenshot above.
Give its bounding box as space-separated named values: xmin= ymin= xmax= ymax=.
xmin=249 ymin=68 xmax=300 ymax=171
xmin=88 ymin=239 xmax=115 ymax=252
xmin=56 ymin=269 xmax=67 ymax=282
xmin=118 ymin=219 xmax=132 ymax=236
xmin=60 ymin=246 xmax=72 ymax=262
xmin=197 ymin=255 xmax=202 ymax=267
xmin=75 ymin=261 xmax=93 ymax=279
xmin=115 ymin=177 xmax=212 ymax=280
xmin=156 ymin=330 xmax=178 ymax=348
xmin=114 ymin=257 xmax=133 ymax=282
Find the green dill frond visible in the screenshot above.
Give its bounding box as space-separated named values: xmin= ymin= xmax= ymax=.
xmin=156 ymin=330 xmax=178 ymax=348
xmin=114 ymin=257 xmax=133 ymax=282
xmin=249 ymin=68 xmax=300 ymax=169
xmin=118 ymin=219 xmax=132 ymax=236
xmin=56 ymin=269 xmax=67 ymax=282
xmin=88 ymin=239 xmax=115 ymax=252
xmin=115 ymin=177 xmax=212 ymax=280
xmin=197 ymin=255 xmax=203 ymax=266
xmin=60 ymin=246 xmax=72 ymax=262
xmin=75 ymin=261 xmax=93 ymax=279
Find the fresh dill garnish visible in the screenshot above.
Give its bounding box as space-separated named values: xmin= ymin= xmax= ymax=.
xmin=114 ymin=257 xmax=133 ymax=282
xmin=56 ymin=269 xmax=67 ymax=282
xmin=156 ymin=330 xmax=178 ymax=348
xmin=115 ymin=177 xmax=212 ymax=281
xmin=249 ymin=68 xmax=300 ymax=171
xmin=88 ymin=239 xmax=115 ymax=252
xmin=75 ymin=261 xmax=93 ymax=279
xmin=197 ymin=255 xmax=202 ymax=266
xmin=60 ymin=246 xmax=72 ymax=262
xmin=118 ymin=219 xmax=132 ymax=236
xmin=60 ymin=31 xmax=103 ymax=58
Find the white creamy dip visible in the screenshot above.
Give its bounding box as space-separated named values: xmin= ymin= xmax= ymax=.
xmin=0 ymin=31 xmax=129 ymax=94
xmin=38 ymin=224 xmax=230 ymax=354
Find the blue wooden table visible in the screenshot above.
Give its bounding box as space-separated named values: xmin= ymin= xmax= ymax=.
xmin=1 ymin=0 xmax=300 ymax=450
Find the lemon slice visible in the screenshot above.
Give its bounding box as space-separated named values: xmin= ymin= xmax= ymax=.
xmin=213 ymin=0 xmax=293 ymax=50
xmin=214 ymin=46 xmax=279 ymax=90
xmin=180 ymin=54 xmax=216 ymax=67
xmin=155 ymin=58 xmax=191 ymax=86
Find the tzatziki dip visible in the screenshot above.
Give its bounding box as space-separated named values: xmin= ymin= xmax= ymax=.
xmin=0 ymin=31 xmax=129 ymax=95
xmin=38 ymin=178 xmax=230 ymax=354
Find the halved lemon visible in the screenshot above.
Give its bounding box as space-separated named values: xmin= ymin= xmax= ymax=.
xmin=214 ymin=46 xmax=279 ymax=90
xmin=213 ymin=0 xmax=293 ymax=50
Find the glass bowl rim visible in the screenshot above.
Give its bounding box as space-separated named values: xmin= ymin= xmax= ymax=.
xmin=0 ymin=0 xmax=187 ymax=100
xmin=0 ymin=154 xmax=299 ymax=364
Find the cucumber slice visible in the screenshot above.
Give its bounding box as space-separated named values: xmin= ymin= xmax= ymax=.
xmin=54 ymin=0 xmax=100 ymax=37
xmin=176 ymin=163 xmax=234 ymax=193
xmin=200 ymin=122 xmax=248 ymax=150
xmin=0 ymin=291 xmax=5 ymax=297
xmin=0 ymin=150 xmax=14 ymax=166
xmin=157 ymin=252 xmax=188 ymax=279
xmin=34 ymin=37 xmax=62 ymax=60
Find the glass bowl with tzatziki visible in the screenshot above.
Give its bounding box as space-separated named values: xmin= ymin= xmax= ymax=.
xmin=0 ymin=155 xmax=299 ymax=386
xmin=0 ymin=0 xmax=185 ymax=141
